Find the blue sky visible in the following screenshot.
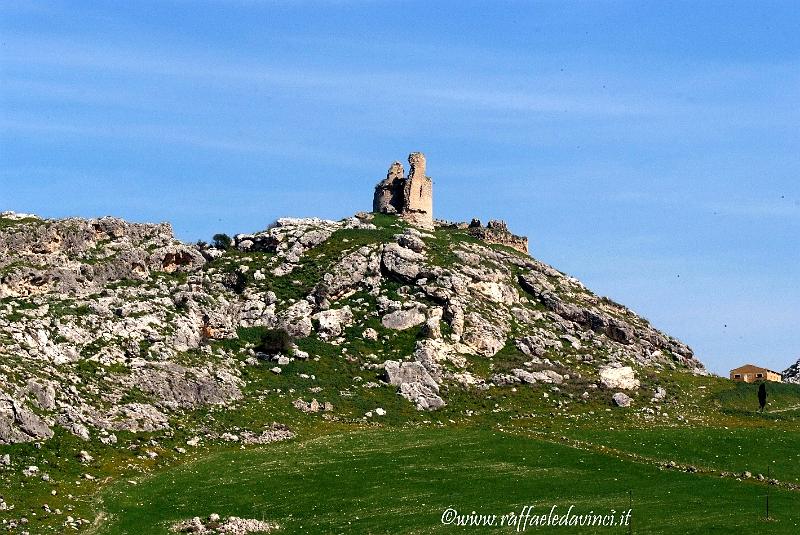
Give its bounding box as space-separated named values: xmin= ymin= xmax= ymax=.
xmin=1 ymin=1 xmax=798 ymax=375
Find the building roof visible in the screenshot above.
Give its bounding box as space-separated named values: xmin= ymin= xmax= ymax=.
xmin=730 ymin=364 xmax=781 ymax=375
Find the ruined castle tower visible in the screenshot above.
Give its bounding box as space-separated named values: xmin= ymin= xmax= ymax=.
xmin=373 ymin=161 xmax=405 ymax=214
xmin=372 ymin=152 xmax=433 ymax=226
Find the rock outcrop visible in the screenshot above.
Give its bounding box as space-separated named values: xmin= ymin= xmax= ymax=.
xmin=467 ymin=219 xmax=529 ymax=254
xmin=384 ymin=360 xmax=445 ymax=410
xmin=0 ymin=205 xmax=705 ymax=443
xmin=782 ymin=358 xmax=800 ymax=384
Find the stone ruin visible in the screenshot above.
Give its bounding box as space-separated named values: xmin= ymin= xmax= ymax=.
xmin=468 ymin=219 xmax=529 ymax=254
xmin=371 ymin=153 xmax=528 ymax=253
xmin=373 ymin=152 xmax=433 ymax=226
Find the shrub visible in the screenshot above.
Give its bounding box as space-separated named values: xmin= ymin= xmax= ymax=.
xmin=212 ymin=233 xmax=232 ymax=250
xmin=256 ymin=328 xmax=292 ymax=354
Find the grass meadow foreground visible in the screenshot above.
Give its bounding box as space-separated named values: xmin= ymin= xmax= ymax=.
xmin=94 ymin=425 xmax=800 ymax=534
xmin=2 ymin=359 xmax=800 ymax=534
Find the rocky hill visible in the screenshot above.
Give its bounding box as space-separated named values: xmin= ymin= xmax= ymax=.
xmin=783 ymin=359 xmax=800 ymax=384
xmin=0 ymin=210 xmax=705 ymax=445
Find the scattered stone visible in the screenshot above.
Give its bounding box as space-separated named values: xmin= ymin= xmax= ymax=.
xmin=172 ymin=514 xmax=278 ymax=534
xmin=292 ymin=399 xmax=332 ymax=413
xmin=23 ymin=465 xmax=39 ymax=477
xmin=612 ymin=392 xmax=632 ymax=407
xmin=241 ymin=423 xmax=295 ymax=445
xmin=362 ymin=328 xmax=378 ymax=341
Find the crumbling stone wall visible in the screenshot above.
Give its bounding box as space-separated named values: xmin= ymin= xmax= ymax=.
xmin=373 ymin=152 xmax=433 ymax=226
xmin=373 ymin=161 xmax=405 ymax=214
xmin=468 ymin=219 xmax=529 ymax=254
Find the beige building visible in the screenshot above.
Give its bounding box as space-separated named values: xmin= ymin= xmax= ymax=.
xmin=729 ymin=364 xmax=782 ymax=383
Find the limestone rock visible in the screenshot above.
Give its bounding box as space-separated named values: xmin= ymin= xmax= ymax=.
xmin=381 ymin=308 xmax=426 ymax=331
xmin=312 ymin=306 xmax=353 ymax=338
xmin=599 ymin=365 xmax=640 ymax=390
xmin=115 ymin=362 xmax=242 ymax=410
xmin=104 ymin=403 xmax=170 ymax=433
xmin=362 ymin=328 xmax=378 ymax=341
xmin=0 ymin=394 xmax=54 ymax=444
xmin=314 ymin=246 xmax=381 ymax=304
xmin=612 ymin=392 xmax=632 ymax=407
xmin=395 ymin=229 xmax=426 ymax=253
xmin=383 ymin=360 xmax=445 ymax=410
xmin=381 ymin=242 xmax=424 ymax=281
xmin=461 ymin=313 xmax=507 ymax=357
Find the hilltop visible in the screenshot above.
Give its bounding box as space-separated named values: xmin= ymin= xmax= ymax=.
xmin=3 ymin=207 xmax=800 ymax=534
xmin=4 ymin=156 xmax=800 ymax=534
xmin=0 ymin=206 xmax=706 ymax=446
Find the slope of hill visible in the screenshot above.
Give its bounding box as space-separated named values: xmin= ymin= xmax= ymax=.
xmin=783 ymin=358 xmax=800 ymax=383
xmin=0 ymin=210 xmax=706 ymax=447
xmin=18 ymin=211 xmax=800 ymax=534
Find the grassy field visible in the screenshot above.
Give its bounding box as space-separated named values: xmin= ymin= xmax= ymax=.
xmin=558 ymin=427 xmax=800 ymax=484
xmin=94 ymin=427 xmax=800 ymax=535
xmin=4 ymin=355 xmax=800 ymax=534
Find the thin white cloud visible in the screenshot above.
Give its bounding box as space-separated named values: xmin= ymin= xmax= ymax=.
xmin=0 ymin=117 xmax=382 ymax=170
xmin=1 ymin=33 xmax=710 ymax=120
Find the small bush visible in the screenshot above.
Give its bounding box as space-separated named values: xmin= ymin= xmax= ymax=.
xmin=212 ymin=233 xmax=232 ymax=250
xmin=256 ymin=328 xmax=292 ymax=354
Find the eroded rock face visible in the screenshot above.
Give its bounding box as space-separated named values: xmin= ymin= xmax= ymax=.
xmin=0 ymin=217 xmax=200 ymax=298
xmin=381 ymin=242 xmax=425 ymax=281
xmin=105 ymin=403 xmax=170 ymax=433
xmin=384 ymin=360 xmax=445 ymax=410
xmin=0 ymin=208 xmax=705 ymax=443
xmin=461 ymin=312 xmax=507 ymax=357
xmin=315 ymin=247 xmax=381 ymax=304
xmin=115 ymin=362 xmax=243 ymax=410
xmin=0 ymin=393 xmax=54 ymax=444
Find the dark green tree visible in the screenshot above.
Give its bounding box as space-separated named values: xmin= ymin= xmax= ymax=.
xmin=212 ymin=233 xmax=232 ymax=250
xmin=255 ymin=328 xmax=292 ymax=355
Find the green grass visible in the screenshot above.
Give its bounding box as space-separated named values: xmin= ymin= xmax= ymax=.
xmin=561 ymin=427 xmax=800 ymax=485
xmin=717 ymin=381 xmax=800 ymax=415
xmin=96 ymin=427 xmax=800 ymax=534
xmin=0 ymin=215 xmax=43 ymax=229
